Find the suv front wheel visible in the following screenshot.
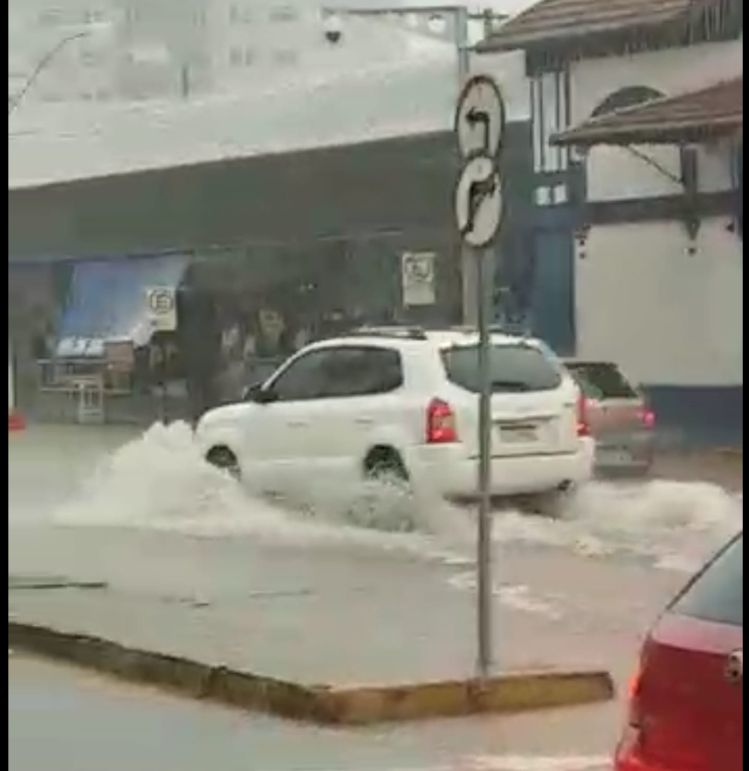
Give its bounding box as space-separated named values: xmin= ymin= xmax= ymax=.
xmin=364 ymin=448 xmax=409 ymax=487
xmin=205 ymin=446 xmax=241 ymax=480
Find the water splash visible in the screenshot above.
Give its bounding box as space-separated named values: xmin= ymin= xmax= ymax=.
xmin=51 ymin=421 xmax=741 ymax=572
xmin=492 ymin=480 xmax=742 ymax=572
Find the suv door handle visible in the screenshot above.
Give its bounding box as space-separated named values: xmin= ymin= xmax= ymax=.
xmin=355 ymin=417 xmax=374 ymax=426
xmin=287 ymin=420 xmax=308 ymax=428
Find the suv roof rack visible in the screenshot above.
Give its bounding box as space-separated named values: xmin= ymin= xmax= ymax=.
xmin=348 ymin=325 xmax=428 ymax=341
xmin=430 ymin=324 xmax=529 ymax=336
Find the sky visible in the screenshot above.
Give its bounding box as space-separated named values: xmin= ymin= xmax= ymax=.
xmin=8 ymin=0 xmax=537 ymax=187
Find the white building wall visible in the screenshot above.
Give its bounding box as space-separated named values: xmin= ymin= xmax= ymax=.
xmin=576 ymin=218 xmax=742 ymax=386
xmin=569 ymin=40 xmax=743 ymax=125
xmin=568 ymin=40 xmax=743 ymax=387
xmin=586 ymin=140 xmax=736 ymax=202
xmin=572 ymin=39 xmax=742 ymax=202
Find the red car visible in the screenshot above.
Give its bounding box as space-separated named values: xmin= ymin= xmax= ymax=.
xmin=615 ymin=532 xmax=743 ymax=771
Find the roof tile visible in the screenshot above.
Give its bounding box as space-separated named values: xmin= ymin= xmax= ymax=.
xmin=551 ymin=77 xmax=743 ymax=146
xmin=478 ymin=0 xmax=713 ymax=53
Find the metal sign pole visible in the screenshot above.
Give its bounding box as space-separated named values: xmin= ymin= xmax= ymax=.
xmin=159 ymin=339 xmax=168 ymax=425
xmin=476 ymin=244 xmax=494 ymax=679
xmin=454 ymin=74 xmax=505 ymax=683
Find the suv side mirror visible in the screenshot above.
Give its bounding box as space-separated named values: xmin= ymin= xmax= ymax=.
xmin=252 ymin=386 xmax=279 ymax=405
xmin=242 ymin=383 xmax=262 ymax=401
xmin=243 ymin=383 xmax=278 ymax=403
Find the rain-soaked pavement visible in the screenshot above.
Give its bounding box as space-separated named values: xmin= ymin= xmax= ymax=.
xmin=8 ymin=422 xmax=743 ymax=758
xmin=10 ymin=655 xmax=612 ymax=771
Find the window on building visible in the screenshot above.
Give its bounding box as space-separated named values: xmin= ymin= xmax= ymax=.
xmin=591 ymin=86 xmax=664 ymax=118
xmin=273 ymin=49 xmax=298 ymax=66
xmin=230 ymin=5 xmax=251 ymax=23
xmin=80 ymin=48 xmax=98 ymax=67
xmin=41 ymin=91 xmax=64 ymax=103
xmin=229 ymin=47 xmax=242 ymax=66
xmin=83 ymin=10 xmax=105 ymax=25
xmin=38 ymin=9 xmax=62 ymax=27
xmin=270 ymin=5 xmax=297 ymax=23
xmin=244 ymin=48 xmax=255 ymax=66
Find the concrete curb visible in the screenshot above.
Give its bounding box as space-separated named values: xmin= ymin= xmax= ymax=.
xmin=9 ymin=620 xmax=615 ymax=724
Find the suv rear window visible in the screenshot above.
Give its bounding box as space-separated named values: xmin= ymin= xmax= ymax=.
xmin=671 ymin=534 xmax=743 ymax=627
xmin=566 ymin=362 xmax=636 ymax=399
xmin=441 ymin=343 xmax=561 ymax=394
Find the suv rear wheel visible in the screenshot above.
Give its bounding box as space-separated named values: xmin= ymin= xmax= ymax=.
xmin=518 ymin=487 xmax=573 ymax=518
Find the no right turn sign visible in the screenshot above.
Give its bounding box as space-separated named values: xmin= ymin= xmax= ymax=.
xmin=146 ymin=287 xmax=177 ymax=332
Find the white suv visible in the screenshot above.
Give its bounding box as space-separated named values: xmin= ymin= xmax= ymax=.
xmin=195 ymin=327 xmax=594 ymax=510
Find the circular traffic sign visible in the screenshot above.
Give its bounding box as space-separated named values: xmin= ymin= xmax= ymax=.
xmin=455 ymin=74 xmax=506 ymax=160
xmin=148 ymin=288 xmax=174 ymax=314
xmin=454 ymin=153 xmax=504 ymax=248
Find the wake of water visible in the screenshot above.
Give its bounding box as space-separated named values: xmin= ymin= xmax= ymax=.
xmin=51 ymin=421 xmax=742 ymax=573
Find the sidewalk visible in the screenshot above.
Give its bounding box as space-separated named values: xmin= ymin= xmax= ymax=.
xmin=8 ymin=527 xmax=674 ymax=689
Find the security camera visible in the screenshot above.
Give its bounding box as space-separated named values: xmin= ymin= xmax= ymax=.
xmin=323 ymin=12 xmax=343 ymax=44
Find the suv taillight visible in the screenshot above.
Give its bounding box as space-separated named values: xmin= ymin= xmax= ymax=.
xmin=576 ymin=391 xmax=590 ymax=437
xmin=426 ymin=398 xmax=458 ymax=444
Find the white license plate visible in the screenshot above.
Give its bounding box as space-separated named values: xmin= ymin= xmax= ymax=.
xmin=598 ymin=449 xmax=632 ymax=465
xmin=499 ymin=424 xmax=537 ymax=443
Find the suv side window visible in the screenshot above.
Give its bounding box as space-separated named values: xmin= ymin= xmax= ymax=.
xmin=318 ymin=347 xmax=403 ymax=398
xmin=269 ymin=349 xmax=331 ymax=401
xmin=269 ymin=346 xmax=403 ymax=401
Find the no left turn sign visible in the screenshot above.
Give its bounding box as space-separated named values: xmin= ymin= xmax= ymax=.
xmin=455 ymin=74 xmax=506 ymax=160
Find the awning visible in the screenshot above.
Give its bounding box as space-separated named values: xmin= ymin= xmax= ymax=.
xmin=56 ymin=254 xmax=188 ymax=358
xmin=551 ymin=78 xmax=743 ymax=147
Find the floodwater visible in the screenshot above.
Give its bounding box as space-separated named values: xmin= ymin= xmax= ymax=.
xmin=9 ymin=421 xmax=742 ymax=576
xmin=10 ymin=655 xmax=612 ymax=771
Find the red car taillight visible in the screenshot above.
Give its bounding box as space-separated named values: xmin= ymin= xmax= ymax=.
xmin=639 ymin=408 xmax=656 ymax=429
xmin=426 ymin=398 xmax=458 ymax=444
xmin=614 ymin=664 xmax=645 ymax=769
xmin=576 ymin=391 xmax=591 ymax=437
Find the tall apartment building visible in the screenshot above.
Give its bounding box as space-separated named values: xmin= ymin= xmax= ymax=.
xmin=9 ymin=0 xmax=116 ymax=104
xmin=10 ymin=0 xmax=512 ymax=104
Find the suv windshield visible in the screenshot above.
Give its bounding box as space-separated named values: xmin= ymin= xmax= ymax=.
xmin=566 ymin=362 xmax=637 ymax=400
xmin=441 ymin=343 xmax=562 ymax=394
xmin=671 ymin=534 xmax=743 ymax=627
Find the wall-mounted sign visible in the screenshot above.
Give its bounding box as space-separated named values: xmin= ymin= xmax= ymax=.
xmin=401 ymin=251 xmax=436 ymax=306
xmin=146 ymin=287 xmax=177 ymax=332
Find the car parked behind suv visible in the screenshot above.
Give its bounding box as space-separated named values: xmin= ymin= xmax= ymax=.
xmin=196 ymin=327 xmax=594 ymax=512
xmin=615 ymin=531 xmax=742 ymax=771
xmin=563 ymin=359 xmax=655 ymax=476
